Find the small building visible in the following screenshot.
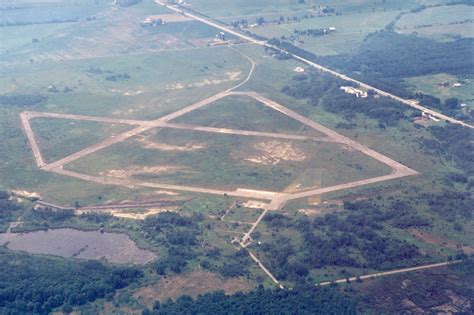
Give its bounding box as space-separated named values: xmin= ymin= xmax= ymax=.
xmin=294 ymin=66 xmax=305 ymax=73
xmin=453 ymin=83 xmax=462 ymax=88
xmin=328 ymin=26 xmax=336 ymax=32
xmin=340 ymin=86 xmax=367 ymax=98
xmin=217 ymin=31 xmax=226 ymax=40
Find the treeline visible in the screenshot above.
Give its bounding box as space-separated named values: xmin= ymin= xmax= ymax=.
xmin=145 ymin=285 xmax=356 ymax=315
xmin=259 ymin=200 xmax=425 ymax=282
xmin=282 ymin=72 xmax=409 ymax=126
xmin=0 ymin=94 xmax=46 ymax=107
xmin=0 ymin=248 xmax=143 ymax=314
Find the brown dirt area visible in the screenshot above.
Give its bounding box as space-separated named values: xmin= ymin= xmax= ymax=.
xmin=137 ymin=136 xmax=208 ymax=152
xmin=101 ymin=165 xmax=192 ymax=179
xmin=133 ymin=271 xmax=254 ymax=307
xmin=245 ymin=140 xmax=306 ymax=165
xmin=410 ymin=228 xmax=474 ymax=254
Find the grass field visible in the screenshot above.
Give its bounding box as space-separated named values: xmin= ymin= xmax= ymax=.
xmin=404 ymin=73 xmax=474 ymax=109
xmin=252 ymin=11 xmax=398 ymax=56
xmin=30 ymin=118 xmax=133 ymax=163
xmin=395 ymin=4 xmax=474 ymax=41
xmin=65 ymin=127 xmax=391 ymax=192
xmin=0 ymin=0 xmax=217 ymax=63
xmin=173 ymin=94 xmax=325 ymax=136
xmin=0 ymin=11 xmax=251 ymax=205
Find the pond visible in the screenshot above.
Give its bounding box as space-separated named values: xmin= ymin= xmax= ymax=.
xmin=0 ymin=228 xmax=156 ymax=265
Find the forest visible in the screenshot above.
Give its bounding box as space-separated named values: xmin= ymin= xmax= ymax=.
xmin=145 ymin=285 xmax=356 ymax=315
xmin=334 ymin=31 xmax=474 ymax=78
xmin=0 ymin=248 xmax=143 ymax=314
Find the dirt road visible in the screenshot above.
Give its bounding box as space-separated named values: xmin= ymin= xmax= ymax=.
xmin=316 ymin=260 xmax=462 ymax=286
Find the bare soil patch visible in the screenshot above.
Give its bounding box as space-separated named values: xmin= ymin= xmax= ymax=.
xmin=245 ymin=140 xmax=306 ymax=165
xmin=134 ymin=271 xmax=254 ymax=307
xmin=410 ymin=228 xmax=474 ymax=254
xmin=102 ymin=165 xmax=191 ymax=179
xmin=138 ymin=136 xmax=207 ymax=152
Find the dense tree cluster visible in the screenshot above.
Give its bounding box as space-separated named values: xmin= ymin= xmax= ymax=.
xmin=259 ymin=203 xmax=424 ymax=282
xmin=282 ymin=72 xmax=408 ymax=126
xmin=0 ymin=94 xmax=46 ymax=107
xmin=146 ymin=285 xmax=356 ymax=315
xmin=0 ymin=248 xmax=143 ymax=314
xmin=143 ymin=212 xmax=203 ymax=275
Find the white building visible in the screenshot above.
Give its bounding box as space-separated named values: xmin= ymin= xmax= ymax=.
xmin=340 ymin=86 xmax=367 ymax=98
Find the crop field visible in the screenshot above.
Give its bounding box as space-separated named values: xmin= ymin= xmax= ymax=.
xmin=395 ymin=4 xmax=474 ymax=41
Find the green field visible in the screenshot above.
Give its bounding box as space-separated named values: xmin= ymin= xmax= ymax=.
xmin=0 ymin=0 xmax=215 ymax=63
xmin=395 ymin=5 xmax=474 ymax=41
xmin=395 ymin=4 xmax=474 ymax=41
xmin=405 ymin=73 xmax=474 ymax=109
xmin=65 ymin=127 xmax=391 ymax=192
xmin=173 ymin=94 xmax=325 ymax=136
xmin=252 ymin=11 xmax=398 ymax=56
xmin=30 ymin=118 xmax=134 ymax=163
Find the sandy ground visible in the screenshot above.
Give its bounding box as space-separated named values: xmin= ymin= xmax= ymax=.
xmin=245 ymin=140 xmax=306 ymax=165
xmin=137 ymin=135 xmax=207 ymax=152
xmin=102 ymin=165 xmax=192 ymax=179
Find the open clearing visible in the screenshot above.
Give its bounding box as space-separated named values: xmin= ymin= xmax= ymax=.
xmin=133 ymin=271 xmax=254 ymax=306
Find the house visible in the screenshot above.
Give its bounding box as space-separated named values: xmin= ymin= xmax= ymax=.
xmin=294 ymin=67 xmax=305 ymax=73
xmin=328 ymin=26 xmax=336 ymax=32
xmin=453 ymin=83 xmax=462 ymax=87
